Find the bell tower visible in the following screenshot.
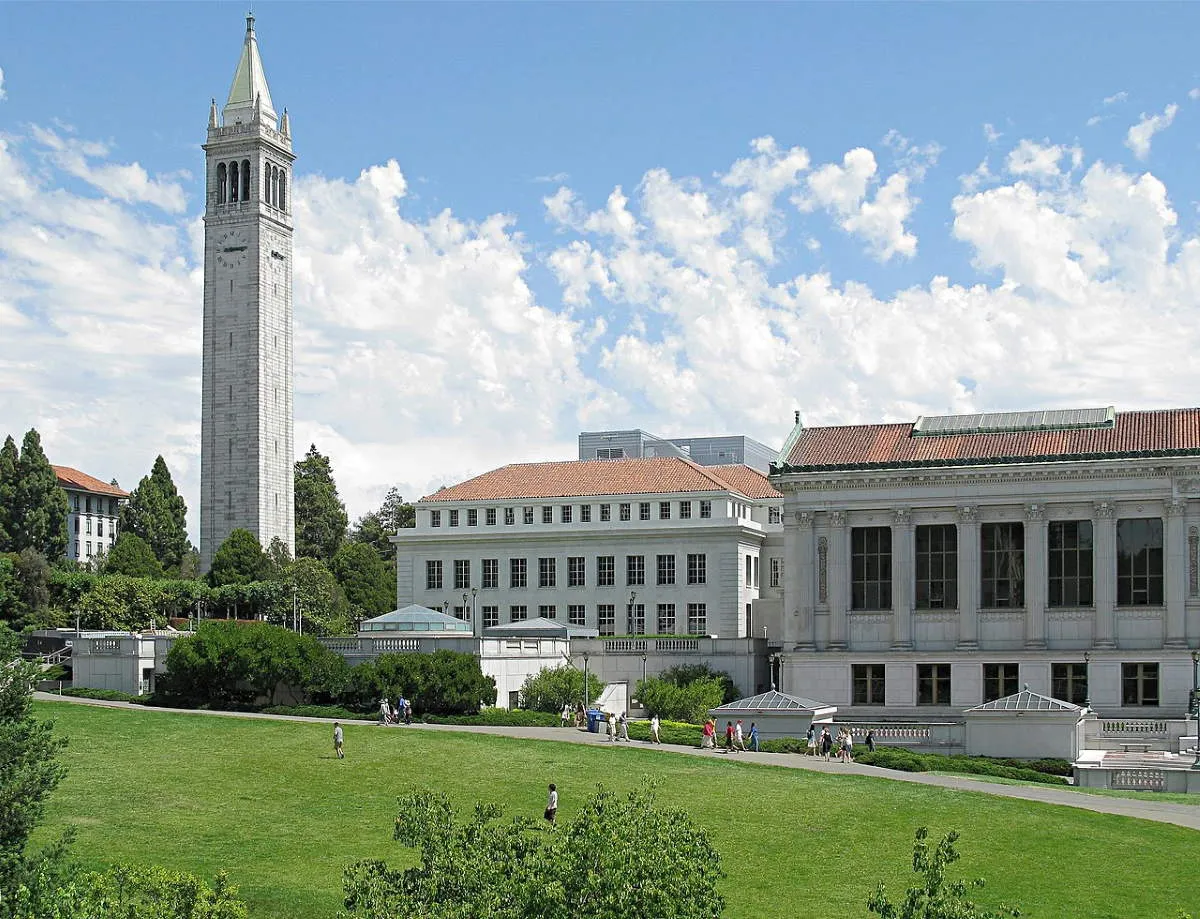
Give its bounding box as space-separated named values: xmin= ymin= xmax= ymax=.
xmin=200 ymin=14 xmax=295 ymax=571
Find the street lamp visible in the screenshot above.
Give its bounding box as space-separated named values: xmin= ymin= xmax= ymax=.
xmin=1191 ymin=650 xmax=1199 ymax=769
xmin=462 ymin=592 xmax=469 ymax=622
xmin=1083 ymin=651 xmax=1091 ymax=712
xmin=628 ymin=590 xmax=637 ymax=635
xmin=582 ymin=651 xmax=591 ymax=710
xmin=641 ymin=652 xmax=648 ymax=687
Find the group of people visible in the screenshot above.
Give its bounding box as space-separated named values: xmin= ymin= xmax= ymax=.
xmin=699 ymin=718 xmax=759 ymax=753
xmin=804 ymin=724 xmax=875 ymax=761
xmin=379 ymin=695 xmax=413 ymax=726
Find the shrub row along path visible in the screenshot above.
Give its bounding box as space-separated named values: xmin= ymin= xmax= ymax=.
xmin=34 ymin=692 xmax=1200 ymax=831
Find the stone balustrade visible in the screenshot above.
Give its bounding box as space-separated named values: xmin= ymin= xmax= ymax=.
xmin=1110 ymin=768 xmax=1166 ymax=791
xmin=1099 ymin=719 xmax=1169 ymax=736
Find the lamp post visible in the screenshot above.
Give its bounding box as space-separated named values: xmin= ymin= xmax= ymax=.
xmin=582 ymin=651 xmax=591 ymax=710
xmin=628 ymin=590 xmax=637 ymax=635
xmin=471 ymin=587 xmax=479 ymax=636
xmin=1191 ymin=650 xmax=1199 ymax=769
xmin=641 ymin=652 xmax=648 ymax=687
xmin=1083 ymin=650 xmax=1091 ymax=712
xmin=462 ymin=592 xmax=469 ymax=623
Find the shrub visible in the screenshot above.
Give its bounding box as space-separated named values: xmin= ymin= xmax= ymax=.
xmin=658 ymin=663 xmax=740 ymax=704
xmin=635 ymin=676 xmax=725 ymax=723
xmin=760 ymin=736 xmax=808 ymax=754
xmin=59 ymin=687 xmax=149 ymax=704
xmin=518 ymin=665 xmax=605 ymax=713
xmin=420 ymin=708 xmax=562 ymax=727
xmin=342 ymin=650 xmax=497 ymax=715
xmin=261 ymin=704 xmax=375 ymax=721
xmin=625 ymin=719 xmax=704 ymax=746
xmin=856 ymin=749 xmax=1070 ymax=786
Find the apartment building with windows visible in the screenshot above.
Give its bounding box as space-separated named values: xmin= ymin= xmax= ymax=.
xmin=54 ymin=466 xmax=129 ymax=566
xmin=394 ymin=457 xmax=783 ymax=640
xmin=767 ymin=406 xmax=1200 ymax=720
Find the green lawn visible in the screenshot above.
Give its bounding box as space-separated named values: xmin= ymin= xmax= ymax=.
xmin=33 ymin=701 xmax=1199 ymax=919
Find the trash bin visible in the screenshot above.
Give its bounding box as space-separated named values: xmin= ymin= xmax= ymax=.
xmin=586 ymin=710 xmax=602 ymax=733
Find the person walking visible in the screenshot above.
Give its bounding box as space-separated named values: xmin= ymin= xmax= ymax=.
xmin=333 ymin=722 xmax=345 ymax=759
xmin=724 ymin=721 xmax=735 ymax=752
xmin=544 ymin=783 xmax=558 ymax=824
xmin=865 ymin=729 xmax=876 ymax=753
xmin=403 ymin=698 xmax=413 ymax=724
xmin=560 ymin=703 xmax=572 ymax=728
xmin=650 ymin=715 xmax=662 ymax=744
xmin=701 ymin=719 xmax=715 ymax=750
xmin=748 ymin=721 xmax=760 ymax=753
xmin=734 ymin=720 xmax=746 ymax=752
xmin=805 ymin=725 xmax=816 ymax=757
xmin=607 ymin=711 xmax=617 ymax=742
xmin=379 ymin=697 xmax=391 ymax=726
xmin=618 ymin=711 xmax=630 ymax=742
xmin=820 ymin=726 xmax=833 ymax=761
xmin=842 ymin=728 xmax=855 ymax=763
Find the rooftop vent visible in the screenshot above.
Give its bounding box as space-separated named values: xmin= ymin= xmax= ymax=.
xmin=912 ymin=407 xmax=1115 ymax=437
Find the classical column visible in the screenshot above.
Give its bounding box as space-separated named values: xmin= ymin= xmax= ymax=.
xmin=1092 ymin=500 xmax=1117 ymax=649
xmin=795 ymin=511 xmax=816 ymax=649
xmin=1024 ymin=502 xmax=1048 ymax=649
xmin=956 ymin=506 xmax=980 ymax=650
xmin=827 ymin=510 xmax=849 ymax=650
xmin=1165 ymin=499 xmax=1188 ymax=648
xmin=782 ymin=511 xmax=800 ymax=647
xmin=891 ymin=508 xmax=914 ymax=649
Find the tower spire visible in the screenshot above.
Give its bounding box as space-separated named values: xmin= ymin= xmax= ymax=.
xmin=223 ymin=12 xmax=276 ymax=126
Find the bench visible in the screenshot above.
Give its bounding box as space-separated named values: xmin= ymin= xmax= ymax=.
xmin=1119 ymin=742 xmax=1151 ymax=753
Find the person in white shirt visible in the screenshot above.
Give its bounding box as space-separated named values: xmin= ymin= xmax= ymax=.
xmin=333 ymin=722 xmax=344 ymax=759
xmin=734 ymin=720 xmax=746 ymax=752
xmin=650 ymin=715 xmax=662 ymax=744
xmin=560 ymin=703 xmax=572 ymax=728
xmin=607 ymin=712 xmax=617 ymax=741
xmin=544 ymin=783 xmax=558 ymax=824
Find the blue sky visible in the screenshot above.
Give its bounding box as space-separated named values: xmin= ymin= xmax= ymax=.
xmin=3 ymin=2 xmax=1200 ymax=535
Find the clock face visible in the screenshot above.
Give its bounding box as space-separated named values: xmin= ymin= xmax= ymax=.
xmin=215 ymin=228 xmax=250 ymax=270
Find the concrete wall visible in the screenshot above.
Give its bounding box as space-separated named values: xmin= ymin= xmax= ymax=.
xmin=965 ymin=714 xmax=1083 ymax=760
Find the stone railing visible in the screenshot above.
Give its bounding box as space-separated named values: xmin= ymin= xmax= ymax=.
xmin=1110 ymin=769 xmax=1166 ymax=791
xmin=574 ymin=636 xmax=766 ymax=658
xmin=603 ymin=639 xmax=647 ymax=653
xmin=837 ymin=721 xmax=965 ymax=750
xmin=321 ymin=639 xmax=360 ymax=653
xmin=653 ymin=638 xmax=699 ymax=653
xmin=370 ymin=638 xmax=423 ymax=653
xmin=1100 ymin=720 xmax=1168 ymax=737
xmin=91 ymin=639 xmax=122 ymax=654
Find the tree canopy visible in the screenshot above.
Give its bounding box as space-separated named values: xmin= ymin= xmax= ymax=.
xmin=294 ymin=444 xmax=347 ymax=563
xmin=5 ymin=430 xmax=68 ymax=560
xmin=329 ymin=541 xmax=394 ymax=620
xmin=103 ymin=533 xmax=163 ymax=580
xmin=207 ymin=529 xmax=271 ymax=587
xmin=519 ymin=665 xmax=606 ymax=713
xmin=349 ymin=486 xmax=414 ymax=563
xmin=0 ymin=436 xmax=17 ymax=553
xmin=118 ymin=456 xmax=191 ymax=573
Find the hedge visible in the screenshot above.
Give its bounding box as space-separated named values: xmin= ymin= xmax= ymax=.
xmin=58 ymin=687 xmax=150 ymax=704
xmin=855 ymin=748 xmax=1070 ymax=785
xmin=419 ymin=708 xmax=562 ymax=728
xmin=624 ymin=719 xmax=704 ymax=746
xmin=261 ymin=704 xmax=375 ymax=721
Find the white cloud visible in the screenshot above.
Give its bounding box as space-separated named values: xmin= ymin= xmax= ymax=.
xmin=0 ymin=67 xmax=6 ymax=101
xmin=1103 ymin=91 xmax=1128 ymax=106
xmin=1125 ymin=103 xmax=1178 ymax=160
xmin=534 ymin=171 xmax=569 ymax=184
xmin=984 ymin=123 xmax=1002 ymax=144
xmin=1005 ymin=139 xmax=1079 ymax=178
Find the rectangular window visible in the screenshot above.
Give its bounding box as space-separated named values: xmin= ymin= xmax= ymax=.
xmin=700 ymin=500 xmax=712 ymax=519
xmin=687 ymin=553 xmax=707 ymax=585
xmin=1117 ymin=518 xmax=1164 ymax=606
xmin=448 ymin=510 xmax=459 ymax=527
xmin=73 ymin=542 xmax=79 ymax=558
xmin=98 ymin=520 xmax=104 ymax=538
xmin=430 ymin=509 xmax=441 ymax=528
xmin=72 ymin=496 xmax=79 ymax=512
xmin=426 ymin=560 xmax=443 ymax=590
xmin=597 ymin=556 xmax=615 ymax=587
xmin=656 ymin=554 xmax=676 ymax=586
xmin=852 ymin=664 xmax=886 ymax=706
xmin=619 ymin=503 xmax=631 ymax=521
xmin=561 ymin=505 xmax=572 ymax=524
xmin=86 ymin=497 xmax=93 ymax=513
xmin=1048 ymin=520 xmax=1093 ymax=607
xmin=86 ymin=517 xmax=93 ymax=536
xmin=983 ymin=663 xmax=1020 ymax=702
xmin=568 ymin=604 xmax=586 ymax=626
xmin=453 ymin=559 xmax=471 ymax=590
xmin=73 ymin=517 xmax=79 ymax=534
xmin=568 ymin=556 xmax=586 ymax=587
xmin=753 ymin=557 xmax=760 ymax=588
xmin=598 ymin=604 xmax=616 ymax=636
xmin=539 ymin=604 xmax=557 ymax=619
xmin=481 ymin=559 xmax=499 ymax=590
xmin=917 ymin=663 xmax=952 ymax=705
xmin=504 ymin=507 xmax=515 ymax=526
xmin=86 ymin=541 xmax=92 ymax=557
xmin=769 ymin=557 xmax=783 ymax=588
xmin=509 ymin=558 xmax=527 ymax=589
xmin=1051 ymin=663 xmax=1089 ymax=706
xmin=852 ymin=526 xmax=892 ymax=610
xmin=679 ymin=500 xmax=692 ymax=519
xmin=981 ymin=522 xmax=1024 ymax=608
xmin=745 ymin=555 xmax=753 ymax=587
xmin=627 ymin=602 xmax=646 ymax=635
xmin=657 ymin=603 xmax=676 ymax=634
xmin=596 ymin=447 xmax=625 ymax=460
xmin=639 ymin=502 xmax=651 ymax=521
xmin=600 ymin=504 xmax=611 ymax=522
xmin=523 ymin=507 xmax=534 ymax=525
xmin=510 ymin=605 xmax=528 ymax=622
xmin=659 ymin=501 xmax=671 ymax=520
xmin=486 ymin=508 xmax=497 ymax=526
xmin=580 ymin=505 xmax=591 ymax=523
xmin=626 ymin=555 xmax=645 ymax=586
xmin=916 ymin=524 xmax=957 ymax=609
xmin=538 ymin=557 xmax=557 ymax=588
xmin=482 ymin=605 xmax=499 ymax=628
xmin=453 ymin=605 xmax=467 ymax=621
xmin=768 ymin=506 xmax=781 ymax=524
xmin=542 ymin=506 xmax=553 ymax=524
xmin=1122 ymin=662 xmax=1160 ymax=706
xmin=687 ymin=602 xmax=707 ymax=635
xmin=467 ymin=509 xmax=478 ymax=527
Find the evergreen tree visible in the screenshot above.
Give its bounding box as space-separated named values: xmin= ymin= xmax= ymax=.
xmin=294 ymin=444 xmax=348 ymax=563
xmin=208 ymin=529 xmax=271 ymax=587
xmin=11 ymin=430 xmax=68 ymax=559
xmin=119 ymin=456 xmax=191 ymax=572
xmin=350 ymin=486 xmax=414 ymax=563
xmin=330 ymin=541 xmax=395 ymax=618
xmin=103 ymin=533 xmax=164 ymax=580
xmin=0 ymin=436 xmax=17 ymax=554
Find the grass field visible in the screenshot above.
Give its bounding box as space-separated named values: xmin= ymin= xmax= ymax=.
xmin=33 ymin=701 xmax=1198 ymax=919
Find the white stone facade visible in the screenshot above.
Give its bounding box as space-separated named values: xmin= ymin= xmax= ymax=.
xmin=64 ymin=489 xmax=120 ymax=565
xmin=200 ymin=16 xmax=295 ymax=570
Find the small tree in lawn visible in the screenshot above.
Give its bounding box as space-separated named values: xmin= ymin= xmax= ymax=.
xmin=519 ymin=664 xmax=605 ymax=713
xmin=867 ymin=827 xmax=1021 ymax=919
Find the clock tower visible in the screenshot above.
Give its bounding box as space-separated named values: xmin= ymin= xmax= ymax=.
xmin=200 ymin=14 xmax=295 ymax=571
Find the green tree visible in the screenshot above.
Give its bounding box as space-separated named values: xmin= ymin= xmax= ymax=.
xmin=659 ymin=663 xmax=739 ymax=704
xmin=264 ymin=537 xmax=293 ymax=581
xmin=11 ymin=429 xmax=68 ymax=559
xmin=349 ymin=487 xmax=414 ymax=563
xmin=0 ymin=435 xmax=17 ymax=553
xmin=634 ymin=676 xmax=725 ymax=723
xmin=207 ymin=529 xmax=270 ymax=587
xmin=290 ymin=557 xmax=353 ymax=635
xmin=0 ymin=555 xmax=17 ymax=624
xmin=118 ymin=456 xmax=191 ymax=573
xmin=294 ymin=444 xmax=347 ymax=563
xmin=867 ymin=828 xmax=1021 ymax=919
xmin=12 ymin=548 xmax=52 ymax=628
xmin=519 ymin=665 xmax=606 ymax=713
xmin=342 ymin=781 xmax=725 ymax=919
xmin=102 ymin=533 xmax=163 ymax=580
xmin=44 ymin=864 xmax=247 ymax=919
xmin=345 ymin=651 xmax=496 ymax=715
xmin=329 ymin=541 xmax=394 ymax=619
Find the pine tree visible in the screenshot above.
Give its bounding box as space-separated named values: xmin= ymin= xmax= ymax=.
xmin=207 ymin=529 xmax=271 ymax=587
xmin=11 ymin=430 xmax=68 ymax=559
xmin=0 ymin=436 xmax=17 ymax=554
xmin=294 ymin=444 xmax=348 ymax=563
xmin=119 ymin=456 xmax=191 ymax=573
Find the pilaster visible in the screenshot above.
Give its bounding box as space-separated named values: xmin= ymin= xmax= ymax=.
xmin=1093 ymin=500 xmax=1117 ymax=649
xmin=1024 ymin=502 xmax=1048 ymax=649
xmin=827 ymin=511 xmax=848 ymax=650
xmin=891 ymin=508 xmax=914 ymax=649
xmin=956 ymin=506 xmax=979 ymax=650
xmin=1165 ymin=499 xmax=1188 ymax=647
xmin=794 ymin=511 xmax=816 ymax=649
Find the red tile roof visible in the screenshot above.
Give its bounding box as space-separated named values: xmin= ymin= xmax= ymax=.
xmin=422 ymin=457 xmax=780 ymax=502
xmin=53 ymin=465 xmax=129 ymax=498
xmin=778 ymin=408 xmax=1200 ymax=471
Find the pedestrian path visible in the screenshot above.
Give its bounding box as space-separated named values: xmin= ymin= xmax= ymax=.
xmin=33 ymin=693 xmax=1200 ymax=831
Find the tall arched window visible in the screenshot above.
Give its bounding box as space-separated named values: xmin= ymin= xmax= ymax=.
xmin=278 ymin=170 xmax=287 ymax=212
xmin=217 ymin=163 xmax=227 ymax=204
xmin=272 ymin=165 xmax=280 ymax=207
xmin=229 ymin=161 xmax=240 ymax=202
xmin=264 ymin=163 xmax=273 ymax=205
xmin=241 ymin=159 xmax=251 ymax=202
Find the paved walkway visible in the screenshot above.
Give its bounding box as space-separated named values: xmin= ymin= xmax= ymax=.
xmin=34 ymin=693 xmax=1200 ymax=831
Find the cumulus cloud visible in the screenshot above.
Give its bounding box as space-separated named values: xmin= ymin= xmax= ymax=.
xmin=1125 ymin=103 xmax=1178 ymax=160
xmin=0 ymin=67 xmax=6 ymax=101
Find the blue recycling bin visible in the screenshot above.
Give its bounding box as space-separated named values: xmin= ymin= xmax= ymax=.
xmin=586 ymin=710 xmax=602 ymax=733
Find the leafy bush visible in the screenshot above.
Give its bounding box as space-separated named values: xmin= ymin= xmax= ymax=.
xmin=658 ymin=663 xmax=739 ymax=704
xmin=635 ymin=676 xmax=725 ymax=723
xmin=856 ymin=749 xmax=1070 ymax=786
xmin=625 ymin=719 xmax=704 ymax=746
xmin=760 ymin=736 xmax=808 ymax=754
xmin=261 ymin=704 xmax=375 ymax=721
xmin=59 ymin=687 xmax=149 ymax=704
xmin=518 ymin=664 xmax=606 ymax=713
xmin=420 ymin=708 xmax=561 ymax=727
xmin=342 ymin=650 xmax=497 ymax=715
xmin=54 ymin=864 xmax=248 ymax=918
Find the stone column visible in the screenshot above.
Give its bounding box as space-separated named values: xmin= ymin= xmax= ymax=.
xmin=1165 ymin=499 xmax=1188 ymax=648
xmin=782 ymin=511 xmax=800 ymax=647
xmin=827 ymin=510 xmax=849 ymax=650
xmin=891 ymin=508 xmax=914 ymax=649
xmin=956 ymin=506 xmax=980 ymax=650
xmin=796 ymin=511 xmax=816 ymax=649
xmin=1092 ymin=500 xmax=1117 ymax=649
xmin=1024 ymin=502 xmax=1048 ymax=649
